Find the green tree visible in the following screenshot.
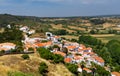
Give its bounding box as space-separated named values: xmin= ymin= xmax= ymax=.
xmin=106 ymin=40 xmax=120 ymax=65
xmin=90 ymin=29 xmax=96 ymax=34
xmin=95 ymin=64 xmax=110 ymax=76
xmin=90 ymin=19 xmax=105 ymax=25
xmin=54 ymin=29 xmax=68 ymax=35
xmin=78 ymin=35 xmax=101 ymax=46
xmin=37 ymin=48 xmax=54 ymax=60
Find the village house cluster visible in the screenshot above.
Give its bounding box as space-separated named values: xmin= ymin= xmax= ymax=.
xmin=44 ymin=32 xmax=105 ymax=73
xmin=0 ymin=25 xmax=119 ymax=76
xmin=21 ymin=31 xmax=105 ymax=73
xmin=0 ymin=25 xmax=105 ymax=73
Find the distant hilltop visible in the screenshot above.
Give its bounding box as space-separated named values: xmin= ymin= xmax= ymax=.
xmin=1 ymin=13 xmax=120 ymax=19
xmin=0 ymin=13 xmax=120 ymax=26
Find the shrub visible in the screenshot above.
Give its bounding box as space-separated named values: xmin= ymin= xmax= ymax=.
xmin=39 ymin=62 xmax=48 ymax=76
xmin=65 ymin=63 xmax=78 ymax=75
xmin=10 ymin=49 xmax=17 ymax=53
xmin=28 ymin=47 xmax=34 ymax=51
xmin=41 ymin=40 xmax=48 ymax=43
xmin=53 ymin=54 xmax=64 ymax=63
xmin=0 ymin=50 xmax=5 ymax=54
xmin=37 ymin=48 xmax=54 ymax=60
xmin=21 ymin=54 xmax=30 ymax=59
xmin=54 ymin=29 xmax=68 ymax=35
xmin=37 ymin=48 xmax=64 ymax=63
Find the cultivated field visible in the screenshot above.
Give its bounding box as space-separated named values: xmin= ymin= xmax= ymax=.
xmin=92 ymin=34 xmax=120 ymax=43
xmin=51 ymin=24 xmax=76 ymax=33
xmin=60 ymin=34 xmax=120 ymax=43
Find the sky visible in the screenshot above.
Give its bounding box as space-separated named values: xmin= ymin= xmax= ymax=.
xmin=0 ymin=0 xmax=120 ymax=17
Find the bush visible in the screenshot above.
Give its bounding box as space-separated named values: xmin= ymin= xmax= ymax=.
xmin=65 ymin=63 xmax=78 ymax=75
xmin=37 ymin=48 xmax=54 ymax=60
xmin=37 ymin=48 xmax=64 ymax=63
xmin=28 ymin=47 xmax=34 ymax=52
xmin=52 ymin=45 xmax=60 ymax=51
xmin=21 ymin=54 xmax=30 ymax=59
xmin=39 ymin=62 xmax=48 ymax=76
xmin=90 ymin=19 xmax=105 ymax=25
xmin=10 ymin=49 xmax=17 ymax=53
xmin=0 ymin=50 xmax=5 ymax=54
xmin=41 ymin=40 xmax=48 ymax=43
xmin=53 ymin=54 xmax=64 ymax=63
xmin=54 ymin=29 xmax=68 ymax=35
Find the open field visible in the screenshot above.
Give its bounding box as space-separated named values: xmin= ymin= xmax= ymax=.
xmin=0 ymin=28 xmax=4 ymax=33
xmin=92 ymin=34 xmax=120 ymax=43
xmin=68 ymin=26 xmax=86 ymax=31
xmin=60 ymin=34 xmax=120 ymax=43
xmin=51 ymin=24 xmax=76 ymax=33
xmin=91 ymin=34 xmax=115 ymax=37
xmin=0 ymin=53 xmax=73 ymax=76
xmin=60 ymin=35 xmax=78 ymax=40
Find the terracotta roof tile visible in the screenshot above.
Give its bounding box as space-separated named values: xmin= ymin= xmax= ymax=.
xmin=94 ymin=56 xmax=104 ymax=63
xmin=66 ymin=46 xmax=76 ymax=50
xmin=64 ymin=58 xmax=72 ymax=63
xmin=74 ymin=56 xmax=83 ymax=60
xmin=54 ymin=51 xmax=66 ymax=57
xmin=83 ymin=68 xmax=92 ymax=72
xmin=35 ymin=41 xmax=52 ymax=47
xmin=112 ymin=72 xmax=120 ymax=76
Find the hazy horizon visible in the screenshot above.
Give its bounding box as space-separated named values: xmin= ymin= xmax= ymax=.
xmin=0 ymin=0 xmax=120 ymax=17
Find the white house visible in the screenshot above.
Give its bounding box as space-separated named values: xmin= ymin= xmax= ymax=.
xmin=46 ymin=32 xmax=53 ymax=40
xmin=7 ymin=24 xmax=11 ymax=28
xmin=28 ymin=30 xmax=35 ymax=35
xmin=77 ymin=67 xmax=82 ymax=73
xmin=20 ymin=26 xmax=29 ymax=33
xmin=0 ymin=43 xmax=16 ymax=53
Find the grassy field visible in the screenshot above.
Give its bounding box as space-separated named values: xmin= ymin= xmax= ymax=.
xmin=60 ymin=35 xmax=78 ymax=40
xmin=51 ymin=24 xmax=76 ymax=33
xmin=60 ymin=34 xmax=120 ymax=43
xmin=0 ymin=28 xmax=4 ymax=33
xmin=0 ymin=53 xmax=73 ymax=76
xmin=92 ymin=34 xmax=120 ymax=43
xmin=68 ymin=26 xmax=85 ymax=31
